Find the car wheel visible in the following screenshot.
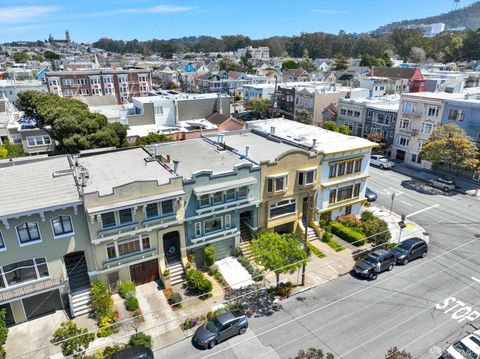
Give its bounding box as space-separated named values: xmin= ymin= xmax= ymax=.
xmin=208 ymin=340 xmax=217 ymax=349
xmin=421 ymin=251 xmax=427 ymax=258
xmin=388 ymin=263 xmax=394 ymax=271
xmin=368 ymin=272 xmax=377 ymax=280
xmin=443 ymin=187 xmax=450 ymax=192
xmin=403 ymin=258 xmax=409 ymax=265
xmin=238 ymin=327 xmax=247 ymax=335
xmin=379 ymin=164 xmax=384 ymax=169
xmin=428 ymin=182 xmax=433 ymax=187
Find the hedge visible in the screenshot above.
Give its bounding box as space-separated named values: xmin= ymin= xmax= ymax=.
xmin=330 ymin=222 xmax=366 ymax=246
xmin=186 ymin=269 xmax=212 ymax=298
xmin=307 ymin=243 xmax=325 ymax=258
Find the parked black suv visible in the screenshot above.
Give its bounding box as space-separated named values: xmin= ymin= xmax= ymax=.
xmin=106 ymin=345 xmax=153 ymax=359
xmin=390 ymin=238 xmax=428 ymax=265
xmin=353 ymin=250 xmax=396 ymax=280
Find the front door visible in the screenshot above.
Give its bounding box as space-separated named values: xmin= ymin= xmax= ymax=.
xmin=64 ymin=251 xmax=90 ymax=293
xmin=396 ymin=150 xmax=405 ymax=161
xmin=163 ymin=232 xmax=181 ymax=265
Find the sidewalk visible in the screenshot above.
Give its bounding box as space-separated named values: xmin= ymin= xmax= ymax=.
xmin=365 ymin=205 xmax=429 ymax=244
xmin=391 ymin=161 xmax=480 ymax=197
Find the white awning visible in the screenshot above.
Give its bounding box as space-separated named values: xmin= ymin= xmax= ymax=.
xmin=193 ymin=177 xmax=257 ymax=196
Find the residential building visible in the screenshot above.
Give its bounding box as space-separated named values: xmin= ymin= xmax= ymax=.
xmin=369 ymin=67 xmax=425 ymax=93
xmin=243 ymin=83 xmax=276 ymax=101
xmin=75 ymin=147 xmax=185 ymax=289
xmin=0 ymin=79 xmax=48 ymax=102
xmin=283 ymin=69 xmax=310 ymax=82
xmin=364 ymin=96 xmax=400 ymax=148
xmin=441 ymin=96 xmax=480 ymax=146
xmin=235 ymin=46 xmax=270 ymax=60
xmin=45 ymin=69 xmax=153 ymax=104
xmin=0 ymin=156 xmax=94 ymax=325
xmin=154 ymin=139 xmax=260 ymax=267
xmin=337 ymin=98 xmax=368 ymax=136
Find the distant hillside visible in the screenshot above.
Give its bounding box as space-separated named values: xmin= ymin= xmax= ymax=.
xmin=374 ymin=1 xmax=480 ymax=34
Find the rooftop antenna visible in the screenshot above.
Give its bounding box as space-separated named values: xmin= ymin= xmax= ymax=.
xmin=452 ymin=0 xmax=460 ymax=11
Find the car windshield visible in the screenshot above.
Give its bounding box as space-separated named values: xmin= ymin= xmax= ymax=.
xmin=206 ymin=318 xmax=222 ymax=333
xmin=363 ymin=256 xmax=379 ymax=265
xmin=452 ymin=341 xmax=478 ymax=359
xmin=395 ymin=243 xmax=410 ymax=254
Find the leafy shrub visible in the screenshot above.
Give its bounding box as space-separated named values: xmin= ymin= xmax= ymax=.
xmin=97 ymin=312 xmax=118 ymax=338
xmin=321 ymin=231 xmax=332 ymax=242
xmin=102 ymin=345 xmax=123 ymax=357
xmin=0 ymin=309 xmax=8 ymax=346
xmin=331 ymin=222 xmax=366 ymax=246
xmin=182 ymin=318 xmax=198 ymax=330
xmin=321 ymin=231 xmax=345 ymax=252
xmin=361 ymin=216 xmax=391 ymax=245
xmin=0 ymin=346 xmax=5 ymax=359
xmin=125 ymin=296 xmax=139 ymax=312
xmin=90 ymin=280 xmax=113 ymax=320
xmin=204 ymin=244 xmax=216 ymax=267
xmin=307 ymin=242 xmax=325 ymax=258
xmin=167 ymin=292 xmax=183 ymax=307
xmin=214 ymin=271 xmax=224 ymax=283
xmin=128 ymin=332 xmax=152 ymax=349
xmin=360 ymin=211 xmax=375 ymax=222
xmin=208 ymin=264 xmax=218 ymax=276
xmin=186 ymin=269 xmax=213 ymax=297
xmin=237 ymin=256 xmax=263 ymax=282
xmin=51 ymin=321 xmax=95 ymax=358
xmin=118 ymin=280 xmax=136 ymax=299
xmin=163 ymin=269 xmax=170 ymax=277
xmin=337 ymin=214 xmax=362 ymax=228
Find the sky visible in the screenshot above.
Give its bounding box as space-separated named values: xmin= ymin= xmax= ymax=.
xmin=0 ymin=0 xmax=478 ymax=43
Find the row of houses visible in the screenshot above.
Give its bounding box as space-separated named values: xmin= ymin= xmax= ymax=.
xmin=0 ymin=118 xmax=375 ymax=326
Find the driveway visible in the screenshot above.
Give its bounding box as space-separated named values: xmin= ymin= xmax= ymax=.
xmin=216 ymin=257 xmax=254 ymax=289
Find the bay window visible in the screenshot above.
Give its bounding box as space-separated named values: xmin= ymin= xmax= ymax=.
xmin=269 ymin=199 xmax=296 ymax=218
xmin=1 ymin=258 xmax=49 ymax=287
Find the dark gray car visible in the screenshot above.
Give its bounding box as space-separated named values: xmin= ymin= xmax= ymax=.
xmin=365 ymin=187 xmax=377 ymax=202
xmin=353 ymin=250 xmax=396 ymax=280
xmin=193 ymin=310 xmax=248 ymax=349
xmin=390 ymin=238 xmax=428 ymax=265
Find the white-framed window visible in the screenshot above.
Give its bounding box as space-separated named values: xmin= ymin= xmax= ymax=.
xmin=26 ymin=135 xmax=52 ymax=147
xmin=101 ymin=212 xmax=116 ymax=229
xmin=11 ymin=134 xmax=22 ymax=144
xmin=238 ymin=186 xmax=248 ymax=199
xmin=51 ymin=215 xmax=74 ymax=237
xmin=106 ymin=235 xmax=150 ymax=260
xmin=396 ymin=135 xmax=410 ymax=147
xmin=48 ymin=79 xmax=59 ymax=86
xmin=421 ymin=123 xmax=433 ymax=135
xmin=204 ymin=217 xmax=223 ymax=234
xmin=16 ymin=222 xmax=41 ymax=245
xmin=63 ymin=79 xmax=73 ymax=86
xmin=424 ymin=105 xmax=440 ymax=117
xmin=80 ymin=88 xmax=90 ymax=95
xmin=118 ymin=76 xmax=128 ymax=84
xmin=399 ymin=119 xmax=410 ymax=129
xmin=417 ymin=140 xmax=425 ymax=151
xmin=105 ymin=87 xmax=114 ymax=95
xmin=225 ymin=214 xmax=231 ymax=229
xmin=103 ymin=76 xmax=113 ymax=84
xmin=138 ymin=75 xmax=149 ymax=82
xmin=402 ymin=102 xmax=416 ymax=114
xmin=298 ymin=169 xmax=316 ymax=186
xmin=213 ymin=191 xmax=223 ymax=204
xmin=195 ymin=222 xmax=202 ymax=237
xmin=0 ymin=258 xmax=49 ymax=288
xmin=226 ymin=188 xmax=236 ymax=201
xmin=64 ymin=89 xmax=76 ymax=96
xmin=78 ymin=78 xmax=88 ymax=85
xmin=329 ymin=158 xmax=362 ymax=178
xmin=101 ymin=208 xmax=134 ymax=230
xmin=269 ymin=198 xmax=296 ymax=218
xmin=118 ymin=208 xmax=133 ymax=225
xmin=199 ymin=195 xmax=210 ymax=207
xmin=145 ymin=199 xmax=175 ymax=220
xmin=267 ymin=174 xmax=288 ymax=193
xmin=92 ymin=88 xmax=101 ymax=95
xmin=90 ymin=77 xmax=99 ymax=84
xmin=140 ymin=86 xmax=148 ymax=92
xmin=448 ymin=108 xmax=465 ymax=121
xmin=0 ymin=231 xmax=5 ymax=251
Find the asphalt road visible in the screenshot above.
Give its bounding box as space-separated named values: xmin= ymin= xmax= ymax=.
xmin=154 ymin=167 xmax=480 ymax=359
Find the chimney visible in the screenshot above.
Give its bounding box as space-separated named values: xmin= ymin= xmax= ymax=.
xmin=217 ymin=93 xmax=223 ymax=115
xmin=312 ymin=139 xmax=317 ymax=148
xmin=245 ymin=145 xmax=250 ymax=157
xmin=173 ymin=160 xmax=179 ymax=173
xmin=166 ymin=154 xmax=171 ymax=163
xmin=270 ymin=126 xmax=275 ymax=135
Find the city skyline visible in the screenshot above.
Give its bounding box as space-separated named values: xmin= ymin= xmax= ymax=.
xmin=0 ymin=0 xmax=478 ymax=43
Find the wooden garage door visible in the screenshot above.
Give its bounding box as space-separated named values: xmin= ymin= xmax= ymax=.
xmin=130 ymin=259 xmax=159 ymax=285
xmin=22 ymin=290 xmax=63 ymax=320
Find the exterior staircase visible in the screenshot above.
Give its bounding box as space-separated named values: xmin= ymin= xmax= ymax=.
xmin=240 ymin=221 xmax=252 ymax=242
xmin=302 ymin=217 xmax=317 ymax=242
xmin=168 ymin=262 xmax=186 ymax=286
xmin=239 ymin=241 xmax=256 ymax=261
xmin=70 ymin=288 xmax=91 ymax=317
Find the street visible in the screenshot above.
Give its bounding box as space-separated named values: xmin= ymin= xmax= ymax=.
xmin=154 ymin=167 xmax=480 ymax=359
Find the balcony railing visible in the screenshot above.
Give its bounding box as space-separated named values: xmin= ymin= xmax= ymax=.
xmin=0 ymin=277 xmax=65 ymax=303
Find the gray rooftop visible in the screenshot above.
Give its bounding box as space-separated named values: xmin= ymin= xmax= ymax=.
xmin=153 ymin=139 xmax=252 ymax=179
xmin=0 ymin=156 xmax=80 ymax=219
xmin=216 ymin=131 xmax=302 ymax=163
xmin=78 ymin=147 xmax=176 ymax=196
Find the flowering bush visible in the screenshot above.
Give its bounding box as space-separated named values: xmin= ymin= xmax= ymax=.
xmin=337 ymin=214 xmax=361 ymax=228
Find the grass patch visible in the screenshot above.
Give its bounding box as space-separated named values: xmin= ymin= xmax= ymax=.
xmin=321 ymin=231 xmax=345 ymax=252
xmin=307 ymin=242 xmax=326 ymax=258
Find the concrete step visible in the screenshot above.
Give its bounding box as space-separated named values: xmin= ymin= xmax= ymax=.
xmin=73 ymin=306 xmax=91 ymax=317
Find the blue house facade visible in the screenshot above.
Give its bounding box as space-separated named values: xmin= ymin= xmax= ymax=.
xmin=441 ymin=99 xmax=480 ymax=146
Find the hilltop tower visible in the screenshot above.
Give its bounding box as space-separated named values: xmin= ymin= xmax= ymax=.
xmin=66 ymin=30 xmax=71 ymax=48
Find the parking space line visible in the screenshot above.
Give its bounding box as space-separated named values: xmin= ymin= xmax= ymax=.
xmin=473 ymin=277 xmax=480 ymax=284
xmin=400 ymin=200 xmax=413 ymax=207
xmin=405 ymin=204 xmax=440 ymax=219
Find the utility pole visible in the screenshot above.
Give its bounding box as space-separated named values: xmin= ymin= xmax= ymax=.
xmin=389 ymin=192 xmax=396 ymax=215
xmin=301 ymin=192 xmax=311 ymax=286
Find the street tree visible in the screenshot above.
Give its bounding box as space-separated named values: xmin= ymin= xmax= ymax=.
xmin=420 ymin=124 xmax=479 ymax=180
xmin=281 ymin=59 xmax=299 ymax=71
xmin=296 ymin=109 xmax=313 ymax=125
xmin=50 ymin=321 xmax=95 ymax=359
xmin=385 ymin=347 xmax=412 ymax=359
xmin=337 ymin=125 xmax=353 ymax=135
xmin=250 ymin=232 xmax=307 ymax=287
xmin=245 ymin=98 xmax=271 ymax=119
xmin=294 ymin=348 xmax=334 ymax=359
xmin=12 ymin=51 xmax=29 ymax=62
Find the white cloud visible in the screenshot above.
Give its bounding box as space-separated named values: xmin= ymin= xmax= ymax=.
xmin=311 ymin=9 xmax=347 ymax=14
xmin=115 ymin=5 xmax=196 ymax=14
xmin=0 ymin=6 xmax=58 ymax=24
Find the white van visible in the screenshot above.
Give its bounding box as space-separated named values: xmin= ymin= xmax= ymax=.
xmin=444 ymin=330 xmax=480 ymax=359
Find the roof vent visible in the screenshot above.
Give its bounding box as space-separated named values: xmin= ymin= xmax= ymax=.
xmin=245 ymin=145 xmax=250 ymax=157
xmin=173 ymin=160 xmax=179 ymax=173
xmin=52 ymin=168 xmax=73 ymax=177
xmin=270 ymin=126 xmax=275 ymax=135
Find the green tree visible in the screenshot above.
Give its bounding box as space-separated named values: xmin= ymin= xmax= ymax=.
xmin=332 ymin=55 xmax=349 ymax=71
xmin=50 ymin=321 xmax=95 ymax=359
xmin=219 ymin=57 xmax=242 ymax=72
xmin=0 ymin=139 xmax=25 ymax=158
xmin=462 ymin=29 xmax=480 ymax=60
xmin=129 ymin=332 xmax=152 ymax=349
xmin=320 ymin=121 xmax=338 ymax=132
xmin=137 ymin=132 xmax=171 ymax=146
xmin=298 ymin=58 xmax=317 ymax=72
xmin=240 ymin=53 xmax=255 ymax=74
xmin=245 ymin=98 xmax=271 ymax=119
xmin=32 ymin=54 xmax=45 ymax=62
xmin=12 ymin=51 xmax=29 ymax=62
xmin=337 ymin=125 xmax=352 ymax=135
xmin=296 ymin=109 xmax=313 ymax=125
xmin=420 ymin=124 xmax=479 ymax=180
xmin=43 ymin=50 xmax=61 ymax=60
xmin=281 ymin=59 xmax=299 ymax=71
xmin=250 ymin=232 xmax=307 ymax=287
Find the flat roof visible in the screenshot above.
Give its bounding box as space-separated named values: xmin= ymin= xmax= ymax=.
xmin=402 ymin=88 xmax=480 ymax=100
xmin=152 ymin=139 xmax=252 ymax=179
xmin=0 ymin=156 xmax=80 ymax=218
xmin=78 ymin=147 xmax=176 ymax=196
xmin=246 ymin=118 xmax=376 ymax=154
xmin=215 ymin=131 xmax=301 ymax=163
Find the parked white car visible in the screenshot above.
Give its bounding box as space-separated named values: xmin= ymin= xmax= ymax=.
xmin=370 ymin=155 xmax=395 ymax=169
xmin=443 ymin=330 xmax=480 ymax=359
xmin=428 ymin=177 xmax=456 ymax=192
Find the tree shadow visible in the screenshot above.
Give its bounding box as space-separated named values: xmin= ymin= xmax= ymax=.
xmin=224 ymin=284 xmax=282 ymax=318
xmin=400 ymin=179 xmax=456 ymax=196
